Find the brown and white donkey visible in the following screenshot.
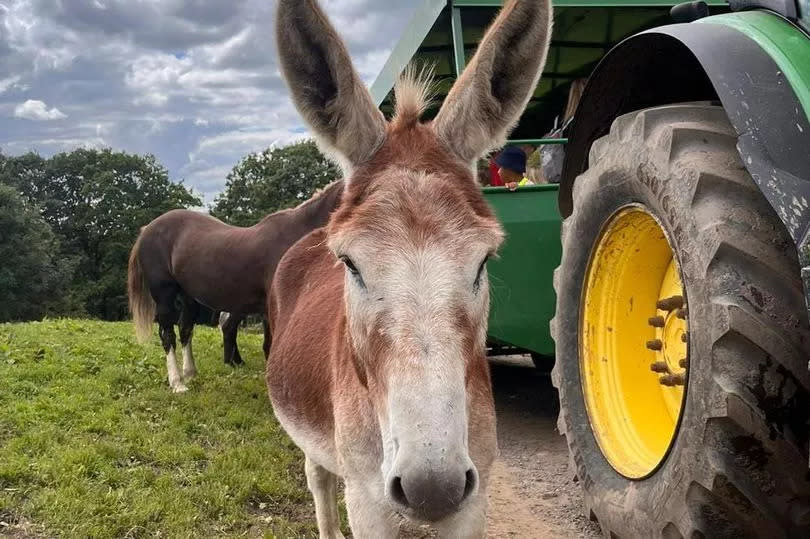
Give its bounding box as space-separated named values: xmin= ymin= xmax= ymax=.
xmin=267 ymin=0 xmax=552 ymax=536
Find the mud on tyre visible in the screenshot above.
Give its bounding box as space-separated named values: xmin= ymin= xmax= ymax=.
xmin=551 ymin=103 xmax=810 ymax=537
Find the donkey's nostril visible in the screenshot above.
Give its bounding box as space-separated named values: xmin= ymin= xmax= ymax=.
xmin=387 ymin=464 xmax=477 ymax=522
xmin=390 ymin=476 xmax=408 ymax=507
xmin=463 ymin=468 xmax=477 ymax=500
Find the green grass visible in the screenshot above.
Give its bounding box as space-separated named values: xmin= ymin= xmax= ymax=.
xmin=0 ymin=319 xmax=325 ymax=538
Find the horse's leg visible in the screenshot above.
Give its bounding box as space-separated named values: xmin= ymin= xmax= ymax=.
xmin=262 ymin=317 xmax=271 ymax=360
xmin=231 ymin=314 xmax=245 ymax=365
xmin=305 ymin=456 xmax=344 ymax=539
xmin=179 ymin=295 xmax=199 ymax=381
xmin=155 ymin=285 xmax=185 ymax=393
xmin=221 ymin=313 xmax=244 ymax=366
xmin=343 ymin=480 xmax=398 ymax=539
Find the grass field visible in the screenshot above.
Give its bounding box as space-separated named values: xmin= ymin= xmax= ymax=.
xmin=0 ymin=319 xmax=329 ymax=538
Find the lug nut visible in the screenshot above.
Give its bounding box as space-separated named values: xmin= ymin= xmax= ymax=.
xmin=657 ymin=295 xmax=684 ymax=312
xmin=677 ymin=307 xmax=688 ymax=320
xmin=648 ymin=316 xmax=665 ymax=328
xmin=679 ymin=357 xmax=688 ymax=369
xmin=660 ymin=373 xmax=686 ymax=386
xmin=650 ymin=361 xmax=669 ymax=373
xmin=681 ymin=332 xmax=688 ymax=343
xmin=646 ymin=339 xmax=663 ymax=351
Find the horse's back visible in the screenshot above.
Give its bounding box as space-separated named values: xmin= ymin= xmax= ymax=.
xmin=138 ymin=209 xmax=226 ymax=250
xmin=145 ymin=209 xmax=228 ymax=237
xmin=133 ymin=210 xmax=224 ymax=285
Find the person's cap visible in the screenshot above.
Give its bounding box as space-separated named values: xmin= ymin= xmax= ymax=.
xmin=494 ymin=146 xmax=527 ymax=174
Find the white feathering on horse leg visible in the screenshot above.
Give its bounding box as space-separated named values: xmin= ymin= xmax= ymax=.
xmin=166 ymin=348 xmax=188 ymax=393
xmin=219 ymin=311 xmax=230 ymax=329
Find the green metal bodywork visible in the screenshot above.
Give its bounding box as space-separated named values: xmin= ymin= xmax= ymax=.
xmin=697 ymin=11 xmax=810 ymax=120
xmin=483 ymin=185 xmax=562 ymax=356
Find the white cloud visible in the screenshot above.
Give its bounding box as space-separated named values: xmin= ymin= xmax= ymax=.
xmin=3 ymin=136 xmax=107 ymax=153
xmin=0 ymin=76 xmax=21 ymax=94
xmin=0 ymin=0 xmax=419 ymax=200
xmin=181 ymin=127 xmax=310 ymax=202
xmin=191 ymin=129 xmax=308 ymax=158
xmin=13 ymin=99 xmax=67 ymax=121
xmin=133 ymin=91 xmax=169 ymax=107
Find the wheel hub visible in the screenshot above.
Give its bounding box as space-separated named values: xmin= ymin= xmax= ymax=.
xmin=580 ymin=205 xmax=689 ymax=479
xmin=648 ymin=291 xmax=688 ymax=387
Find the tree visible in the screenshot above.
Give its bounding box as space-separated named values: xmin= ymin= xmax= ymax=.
xmin=210 ymin=139 xmax=340 ymax=226
xmin=0 ymin=149 xmax=201 ymax=320
xmin=0 ymin=184 xmax=77 ymax=322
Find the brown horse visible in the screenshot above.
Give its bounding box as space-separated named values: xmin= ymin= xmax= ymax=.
xmin=127 ymin=179 xmax=344 ymax=393
xmin=267 ymin=0 xmax=552 ymax=536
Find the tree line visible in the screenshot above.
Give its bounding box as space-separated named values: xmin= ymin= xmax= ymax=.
xmin=0 ymin=140 xmax=339 ymax=323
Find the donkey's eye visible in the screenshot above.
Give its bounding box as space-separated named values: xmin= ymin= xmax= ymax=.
xmin=339 ymin=256 xmax=366 ymax=288
xmin=473 ymin=255 xmax=490 ymax=291
xmin=339 ymin=256 xmax=360 ymax=276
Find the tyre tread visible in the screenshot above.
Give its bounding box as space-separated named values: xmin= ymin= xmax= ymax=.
xmin=553 ymin=104 xmax=810 ymax=538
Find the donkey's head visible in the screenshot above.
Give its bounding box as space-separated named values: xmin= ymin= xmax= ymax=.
xmin=276 ymin=0 xmax=552 ymax=523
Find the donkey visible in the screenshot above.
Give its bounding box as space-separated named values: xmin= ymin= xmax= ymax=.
xmin=267 ymin=0 xmax=552 ymax=536
xmin=128 ymin=179 xmax=344 ymax=393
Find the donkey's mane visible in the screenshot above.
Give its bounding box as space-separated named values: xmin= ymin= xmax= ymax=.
xmin=254 ymin=66 xmax=431 ymax=228
xmin=392 ymin=64 xmax=436 ymax=126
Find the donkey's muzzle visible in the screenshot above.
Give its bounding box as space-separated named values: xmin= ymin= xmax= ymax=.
xmin=387 ymin=463 xmax=478 ymax=522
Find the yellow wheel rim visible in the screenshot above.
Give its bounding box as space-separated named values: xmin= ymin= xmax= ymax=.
xmin=580 ymin=206 xmax=688 ymax=479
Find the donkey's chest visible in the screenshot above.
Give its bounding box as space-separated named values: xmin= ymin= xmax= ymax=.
xmin=271 ymin=397 xmax=341 ymax=474
xmin=269 ymin=373 xmax=382 ymax=477
xmin=332 ymin=394 xmax=384 ymax=475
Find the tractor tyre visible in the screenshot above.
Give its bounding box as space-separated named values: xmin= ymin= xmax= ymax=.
xmin=551 ymin=103 xmax=810 ymax=537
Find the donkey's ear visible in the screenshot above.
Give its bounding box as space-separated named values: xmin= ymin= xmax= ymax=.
xmin=276 ymin=0 xmax=386 ymax=173
xmin=433 ymin=0 xmax=553 ymax=164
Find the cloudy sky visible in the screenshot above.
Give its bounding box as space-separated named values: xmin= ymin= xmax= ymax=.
xmin=0 ymin=0 xmax=417 ymax=204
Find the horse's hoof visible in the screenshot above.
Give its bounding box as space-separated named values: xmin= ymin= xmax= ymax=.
xmin=183 ymin=368 xmax=197 ymax=380
xmin=171 ymin=383 xmax=189 ymax=394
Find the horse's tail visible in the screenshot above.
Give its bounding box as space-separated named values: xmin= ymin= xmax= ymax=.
xmin=128 ymin=231 xmax=156 ymax=344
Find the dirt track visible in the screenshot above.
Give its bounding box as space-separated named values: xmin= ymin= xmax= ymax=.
xmin=485 ymin=356 xmax=601 ymax=538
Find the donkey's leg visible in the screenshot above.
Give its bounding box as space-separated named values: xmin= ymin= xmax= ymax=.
xmin=221 ymin=313 xmax=245 ymax=366
xmin=179 ymin=295 xmax=200 ymax=381
xmin=434 ymin=492 xmax=487 ymax=538
xmin=343 ymin=481 xmax=398 ymax=539
xmin=155 ymin=286 xmax=186 ymax=393
xmin=305 ymin=456 xmax=344 ymax=539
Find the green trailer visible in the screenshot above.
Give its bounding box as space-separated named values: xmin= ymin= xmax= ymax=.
xmin=483 ymin=185 xmax=561 ymax=363
xmin=374 ymin=0 xmax=810 ymax=536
